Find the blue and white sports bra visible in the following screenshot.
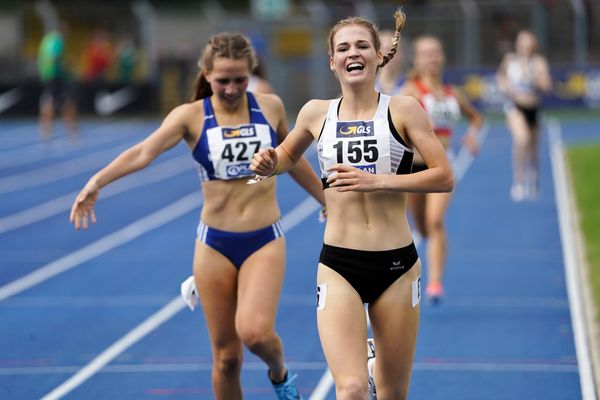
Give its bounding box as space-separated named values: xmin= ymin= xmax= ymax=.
xmin=193 ymin=92 xmax=278 ymax=181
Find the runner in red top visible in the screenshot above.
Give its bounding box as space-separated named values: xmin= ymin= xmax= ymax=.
xmin=401 ymin=35 xmax=483 ymax=305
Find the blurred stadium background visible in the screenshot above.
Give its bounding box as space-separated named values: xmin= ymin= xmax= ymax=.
xmin=0 ymin=0 xmax=599 ymax=118
xmin=1 ymin=1 xmax=599 ymax=398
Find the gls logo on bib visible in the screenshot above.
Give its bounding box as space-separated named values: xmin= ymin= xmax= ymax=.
xmin=222 ymin=125 xmax=257 ymax=140
xmin=336 ymin=121 xmax=374 ymax=138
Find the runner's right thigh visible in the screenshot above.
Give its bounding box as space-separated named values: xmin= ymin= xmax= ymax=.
xmin=316 ymin=264 xmax=368 ymax=384
xmin=506 ymin=109 xmax=530 ymax=146
xmin=194 ymin=241 xmax=241 ymax=354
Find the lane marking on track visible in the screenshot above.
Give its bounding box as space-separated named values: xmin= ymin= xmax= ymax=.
xmin=0 ymin=144 xmax=136 ymax=195
xmin=0 ymin=119 xmax=145 ymax=170
xmin=0 ymin=154 xmax=194 ymax=234
xmin=0 ymin=192 xmax=202 ymax=303
xmin=1 ymin=360 xmax=577 ymax=376
xmin=0 ymin=294 xmax=568 ymax=309
xmin=548 ymin=117 xmax=598 ymax=400
xmin=39 ymin=194 xmax=323 ymax=400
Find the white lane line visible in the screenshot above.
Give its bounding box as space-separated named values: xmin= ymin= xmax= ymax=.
xmin=0 ymin=119 xmax=143 ymax=169
xmin=0 ymin=124 xmax=40 ymax=149
xmin=39 ymin=194 xmax=324 ymax=399
xmin=0 ymin=144 xmax=135 ymax=195
xmin=1 ymin=360 xmax=577 ymax=376
xmin=548 ymin=117 xmax=598 ymax=400
xmin=0 ymin=192 xmax=202 ymax=303
xmin=451 ymin=124 xmax=489 ymax=182
xmin=0 ymin=154 xmax=194 ymax=234
xmin=281 ymin=196 xmax=321 ymax=230
xmin=309 ymin=369 xmax=335 ymax=400
xmin=0 ymin=295 xmax=569 ymax=309
xmin=0 ymin=295 xmax=176 ymax=307
xmin=309 ymin=124 xmax=489 ymax=400
xmin=41 ymin=297 xmax=186 ymax=400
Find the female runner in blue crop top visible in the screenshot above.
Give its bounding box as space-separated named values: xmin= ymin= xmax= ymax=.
xmin=70 ymin=32 xmax=324 ymax=400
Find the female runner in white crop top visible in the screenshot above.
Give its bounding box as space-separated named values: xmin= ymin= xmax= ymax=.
xmin=496 ymin=30 xmax=552 ymax=201
xmin=251 ymin=10 xmax=453 ymax=400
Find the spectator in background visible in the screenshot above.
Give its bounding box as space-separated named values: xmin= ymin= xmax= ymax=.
xmin=83 ymin=27 xmax=113 ymax=83
xmin=115 ymin=33 xmax=137 ymax=84
xmin=37 ymin=21 xmax=78 ymax=139
xmin=496 ymin=30 xmax=552 ymax=202
xmin=175 ymin=42 xmax=196 ymax=103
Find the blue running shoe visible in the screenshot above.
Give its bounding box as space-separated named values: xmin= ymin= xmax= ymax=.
xmin=271 ymin=367 xmax=303 ymax=400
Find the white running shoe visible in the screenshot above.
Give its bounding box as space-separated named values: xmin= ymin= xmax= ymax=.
xmin=367 ymin=338 xmax=377 ymax=400
xmin=510 ymin=183 xmax=526 ymax=202
xmin=180 ymin=275 xmax=200 ymax=311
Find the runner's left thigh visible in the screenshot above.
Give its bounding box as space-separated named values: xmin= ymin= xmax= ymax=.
xmin=368 ymin=260 xmax=422 ymax=390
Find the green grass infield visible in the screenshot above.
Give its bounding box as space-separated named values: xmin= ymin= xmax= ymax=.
xmin=567 ymin=143 xmax=600 ymax=323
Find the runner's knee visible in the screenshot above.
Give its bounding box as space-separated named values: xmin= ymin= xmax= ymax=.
xmin=237 ymin=323 xmax=274 ymax=353
xmin=335 ymin=376 xmax=368 ymax=399
xmin=426 ymin=216 xmax=444 ymax=233
xmin=213 ymin=352 xmax=242 ymax=376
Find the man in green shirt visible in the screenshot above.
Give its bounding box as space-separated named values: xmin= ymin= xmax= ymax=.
xmin=37 ymin=24 xmax=78 ymax=139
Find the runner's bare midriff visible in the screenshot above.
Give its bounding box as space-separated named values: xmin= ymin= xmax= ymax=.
xmin=323 ymin=189 xmax=413 ymax=250
xmin=200 ymin=178 xmax=280 ymax=232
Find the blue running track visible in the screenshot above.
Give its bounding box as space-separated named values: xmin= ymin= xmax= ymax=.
xmin=0 ymin=115 xmax=597 ymax=399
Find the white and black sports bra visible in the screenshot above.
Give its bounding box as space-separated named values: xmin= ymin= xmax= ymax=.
xmin=317 ymin=93 xmax=413 ymax=189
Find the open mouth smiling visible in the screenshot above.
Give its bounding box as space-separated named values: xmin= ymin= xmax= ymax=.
xmin=346 ymin=62 xmax=365 ymax=73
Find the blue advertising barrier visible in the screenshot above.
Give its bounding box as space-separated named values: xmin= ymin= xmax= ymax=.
xmin=0 ymin=66 xmax=599 ymax=116
xmin=444 ymin=66 xmax=600 ymax=111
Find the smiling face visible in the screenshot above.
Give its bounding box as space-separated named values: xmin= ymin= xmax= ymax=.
xmin=204 ymin=56 xmax=250 ymax=109
xmin=330 ymin=24 xmax=382 ymax=87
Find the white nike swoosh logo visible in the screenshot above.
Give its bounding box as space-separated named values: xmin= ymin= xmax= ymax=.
xmin=0 ymin=88 xmax=22 ymax=114
xmin=94 ymin=87 xmax=136 ymax=115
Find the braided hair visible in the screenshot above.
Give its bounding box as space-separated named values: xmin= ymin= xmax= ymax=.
xmin=379 ymin=9 xmax=406 ymax=68
xmin=327 ymin=8 xmax=406 ymax=69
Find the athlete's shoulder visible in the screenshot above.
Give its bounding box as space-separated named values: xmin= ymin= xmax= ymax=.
xmin=252 ymin=91 xmax=285 ymax=111
xmin=292 ymin=99 xmax=330 ymax=134
xmin=165 ymin=100 xmax=204 ymax=125
xmin=300 ymin=98 xmax=331 ymax=114
xmin=389 ymin=94 xmax=422 ymax=111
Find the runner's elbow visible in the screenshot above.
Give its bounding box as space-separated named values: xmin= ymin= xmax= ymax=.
xmin=441 ymin=171 xmax=454 ymax=192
